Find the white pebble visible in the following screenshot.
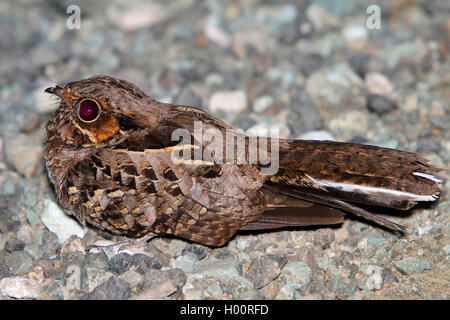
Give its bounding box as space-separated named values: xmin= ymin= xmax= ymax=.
xmin=0 ymin=277 xmax=42 ymax=299
xmin=209 ymin=91 xmax=247 ymax=113
xmin=40 ymin=199 xmax=87 ymax=244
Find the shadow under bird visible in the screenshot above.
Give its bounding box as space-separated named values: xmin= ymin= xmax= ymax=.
xmin=44 ymin=75 xmax=441 ymax=246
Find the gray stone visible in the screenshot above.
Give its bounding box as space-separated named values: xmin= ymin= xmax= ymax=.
xmin=108 ymin=252 xmax=134 ymax=274
xmin=328 ymin=110 xmax=369 ymax=141
xmin=281 ymin=261 xmax=312 ymax=289
xmin=244 ymin=255 xmax=282 ymax=289
xmin=298 ymin=130 xmax=335 ymax=141
xmin=5 ymin=238 xmax=25 ymax=253
xmin=0 ymin=276 xmax=42 ymax=299
xmin=88 ymin=276 xmax=130 ymax=300
xmin=175 ymin=252 xmax=198 ymax=273
xmin=366 ymin=94 xmax=397 ymax=115
xmin=85 ymin=252 xmax=109 ymax=270
xmin=39 ymin=199 xmax=87 ymax=244
xmin=5 ymin=251 xmax=33 ymax=274
xmin=394 ymin=257 xmax=433 ymax=275
xmin=359 ymin=230 xmax=386 ymax=245
xmin=143 ymin=269 xmax=187 ymax=290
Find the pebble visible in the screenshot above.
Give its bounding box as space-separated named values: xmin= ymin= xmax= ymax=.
xmin=209 ymin=91 xmax=247 ymax=113
xmin=366 ymin=94 xmax=397 ymax=115
xmin=88 ymin=276 xmax=130 ymax=300
xmin=442 ymin=245 xmax=450 ymax=255
xmin=118 ymin=270 xmax=143 ymax=289
xmin=39 ymin=199 xmax=87 ymax=244
xmin=358 ymin=265 xmax=383 ymax=291
xmin=133 ymin=280 xmax=177 ymax=299
xmin=106 ymin=2 xmax=169 ymax=31
xmin=5 ymin=133 xmax=43 ymax=179
xmin=298 ymin=130 xmax=335 ymax=141
xmin=394 ymin=257 xmax=433 ymax=275
xmin=365 ymin=72 xmax=394 ymax=95
xmin=253 ymin=95 xmax=274 ymax=113
xmin=5 ymin=251 xmax=33 ymax=274
xmin=281 ymin=261 xmax=312 ymax=289
xmin=306 ymin=4 xmax=339 ymax=32
xmin=328 ymin=110 xmax=369 ymax=141
xmin=0 ymin=276 xmax=42 ymax=299
xmin=342 ymin=24 xmax=369 ymax=41
xmin=174 ymin=252 xmax=198 ymax=273
xmin=244 ymin=255 xmax=282 ymax=289
xmin=85 ymin=267 xmax=114 ymax=293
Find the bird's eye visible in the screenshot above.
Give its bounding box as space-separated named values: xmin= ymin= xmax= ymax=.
xmin=78 ymin=99 xmax=100 ymax=122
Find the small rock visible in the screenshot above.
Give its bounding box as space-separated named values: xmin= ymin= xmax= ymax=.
xmin=395 ymin=258 xmax=433 ymax=275
xmin=204 ymin=16 xmax=231 ymax=48
xmin=442 ymin=245 xmax=450 ymax=255
xmin=206 ymin=283 xmax=223 ymax=298
xmin=184 ymin=245 xmax=209 ymax=261
xmin=0 ymin=276 xmax=42 ymax=299
xmin=5 ymin=238 xmax=25 ymax=253
xmin=359 ymin=230 xmax=386 ymax=245
xmin=334 ymin=227 xmax=349 ymax=243
xmin=39 ymin=199 xmax=87 ymax=244
xmin=358 ymin=265 xmax=383 ymax=290
xmin=275 ymin=284 xmax=295 ymax=299
xmin=281 ymin=261 xmax=312 ymax=289
xmin=0 ymin=262 xmax=13 ymax=279
xmin=133 ymin=280 xmax=177 ymax=299
xmin=88 ymin=276 xmax=130 ymax=300
xmin=236 ymin=238 xmax=251 ymax=251
xmin=342 ymin=24 xmax=369 ymax=41
xmin=366 ymin=94 xmax=396 ymax=115
xmin=306 ymin=4 xmax=339 ymax=32
xmin=107 ymin=2 xmax=169 ymax=31
xmin=247 ymin=120 xmax=291 ymax=138
xmin=173 ymin=88 xmax=203 ymax=108
xmin=328 ymin=110 xmax=369 ymax=141
xmin=314 ymin=229 xmax=335 ymax=249
xmin=183 ymin=287 xmax=204 ymax=299
xmin=85 ymin=267 xmax=114 ymax=293
xmin=61 ymin=236 xmax=85 ymax=254
xmin=228 ymin=276 xmax=257 ymax=299
xmin=118 ymin=270 xmax=143 ymax=289
xmin=244 ymin=255 xmax=282 ymax=289
xmin=5 ymin=251 xmax=33 ymax=274
xmin=416 ymin=139 xmax=441 ymax=153
xmin=253 ymin=95 xmax=274 ymax=113
xmin=5 ymin=133 xmax=43 ymax=179
xmin=143 ymin=269 xmax=186 ymax=291
xmin=175 ymin=252 xmax=198 ymax=273
xmin=109 ymin=253 xmax=134 ymax=274
xmin=84 ymin=250 xmax=107 ymax=268
xmin=209 ymin=91 xmax=247 ymax=113
xmin=131 ymin=254 xmax=163 ymax=273
xmin=2 ymin=179 xmax=16 ymax=196
xmin=365 ymin=72 xmax=394 ymax=95
xmin=298 ymin=130 xmax=335 ymax=141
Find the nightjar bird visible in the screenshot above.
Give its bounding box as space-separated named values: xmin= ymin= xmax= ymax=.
xmin=44 ymin=75 xmax=441 ymax=246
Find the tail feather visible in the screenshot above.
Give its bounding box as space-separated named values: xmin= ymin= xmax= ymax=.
xmin=269 ymin=140 xmax=441 ymax=210
xmin=256 ymin=139 xmax=442 ymax=232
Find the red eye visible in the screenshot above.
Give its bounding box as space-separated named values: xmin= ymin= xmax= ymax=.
xmin=78 ymin=99 xmax=100 ymax=122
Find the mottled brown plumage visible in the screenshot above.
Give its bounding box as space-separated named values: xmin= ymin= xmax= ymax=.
xmin=44 ymin=75 xmax=441 ymax=246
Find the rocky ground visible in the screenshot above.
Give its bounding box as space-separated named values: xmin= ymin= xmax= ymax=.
xmin=0 ymin=0 xmax=448 ymax=300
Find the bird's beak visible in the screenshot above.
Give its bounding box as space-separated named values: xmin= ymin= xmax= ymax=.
xmin=44 ymin=85 xmax=63 ymax=96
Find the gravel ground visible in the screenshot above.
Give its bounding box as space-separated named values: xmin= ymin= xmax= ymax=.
xmin=0 ymin=0 xmax=449 ymax=300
